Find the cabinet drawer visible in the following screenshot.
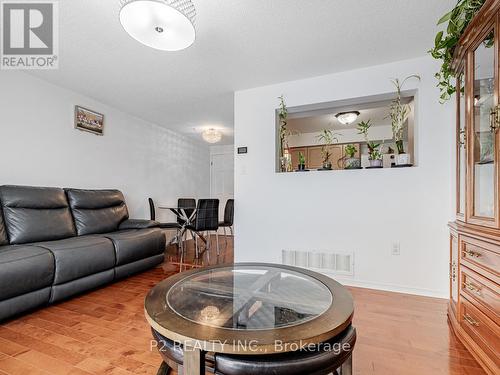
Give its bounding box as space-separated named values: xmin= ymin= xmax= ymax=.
xmin=461 ymin=267 xmax=500 ymax=324
xmin=461 ymin=236 xmax=500 ymax=280
xmin=460 ymin=298 xmax=500 ymax=366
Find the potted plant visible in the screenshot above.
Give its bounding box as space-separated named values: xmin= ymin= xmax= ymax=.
xmin=367 ymin=141 xmax=383 ymax=167
xmin=316 ymin=128 xmax=340 ymax=170
xmin=357 ymin=120 xmax=382 ymax=167
xmin=344 ymin=144 xmax=360 ymax=169
xmin=298 ymin=152 xmax=306 ymax=171
xmin=388 ymin=75 xmax=420 ymax=166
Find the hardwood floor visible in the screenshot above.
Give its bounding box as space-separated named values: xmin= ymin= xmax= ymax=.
xmin=0 ymin=237 xmax=486 ymax=375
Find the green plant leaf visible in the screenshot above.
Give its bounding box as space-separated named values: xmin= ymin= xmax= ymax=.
xmin=437 ymin=10 xmax=453 ymax=25
xmin=435 ymin=31 xmax=444 ymax=47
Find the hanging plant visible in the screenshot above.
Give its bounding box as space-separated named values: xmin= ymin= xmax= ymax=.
xmin=429 ymin=0 xmax=486 ymax=102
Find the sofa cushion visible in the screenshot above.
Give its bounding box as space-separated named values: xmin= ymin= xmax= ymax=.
xmin=0 ymin=245 xmax=55 ymax=301
xmin=0 ymin=186 xmax=76 ymax=245
xmin=103 ymin=228 xmax=165 ymax=266
xmin=0 ymin=209 xmax=8 ymax=245
xmin=65 ymin=189 xmax=129 ymax=236
xmin=118 ymin=219 xmax=159 ymax=230
xmin=36 ymin=236 xmax=116 ymax=284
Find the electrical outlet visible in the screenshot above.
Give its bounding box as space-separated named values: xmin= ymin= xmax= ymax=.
xmin=391 ymin=242 xmax=400 ymax=256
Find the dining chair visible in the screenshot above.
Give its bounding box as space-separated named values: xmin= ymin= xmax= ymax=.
xmin=148 ymin=198 xmax=183 ymax=254
xmin=186 ymin=199 xmax=220 ymax=258
xmin=218 ymin=199 xmax=234 ymax=247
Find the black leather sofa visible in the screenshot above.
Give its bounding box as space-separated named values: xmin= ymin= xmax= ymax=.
xmin=0 ymin=185 xmax=166 ymax=321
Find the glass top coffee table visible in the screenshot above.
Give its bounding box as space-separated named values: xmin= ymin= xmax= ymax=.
xmin=145 ymin=263 xmax=354 ymax=375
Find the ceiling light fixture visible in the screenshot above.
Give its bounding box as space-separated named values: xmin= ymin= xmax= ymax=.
xmin=119 ymin=0 xmax=196 ymax=51
xmin=202 ymin=129 xmax=222 ymax=144
xmin=335 ymin=111 xmax=360 ymax=125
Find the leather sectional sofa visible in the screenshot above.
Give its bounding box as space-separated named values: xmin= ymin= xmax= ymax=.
xmin=0 ymin=185 xmax=166 ymax=321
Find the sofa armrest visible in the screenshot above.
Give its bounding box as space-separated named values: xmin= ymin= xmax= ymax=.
xmin=119 ymin=219 xmax=159 ymax=230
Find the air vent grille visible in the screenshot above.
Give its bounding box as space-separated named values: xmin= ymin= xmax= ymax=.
xmin=282 ymin=250 xmax=354 ymax=276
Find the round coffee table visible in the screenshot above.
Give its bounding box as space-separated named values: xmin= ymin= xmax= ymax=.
xmin=145 ymin=263 xmax=354 ymax=375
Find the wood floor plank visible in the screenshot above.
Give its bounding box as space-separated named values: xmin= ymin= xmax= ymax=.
xmin=0 ymin=356 xmax=53 ymax=375
xmin=0 ymin=238 xmax=486 ymax=375
xmin=13 ymin=350 xmax=92 ymax=375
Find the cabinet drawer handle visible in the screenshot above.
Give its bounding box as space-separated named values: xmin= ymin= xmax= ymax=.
xmin=463 ymin=281 xmax=482 ymax=296
xmin=463 ymin=314 xmax=480 ymax=327
xmin=464 ymin=249 xmax=482 ymax=258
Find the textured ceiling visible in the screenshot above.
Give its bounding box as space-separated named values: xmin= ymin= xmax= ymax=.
xmin=27 ymin=0 xmax=454 ymax=144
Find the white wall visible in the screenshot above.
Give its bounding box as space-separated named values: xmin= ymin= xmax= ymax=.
xmin=234 ymin=56 xmax=455 ymax=298
xmin=0 ymin=71 xmax=210 ymax=221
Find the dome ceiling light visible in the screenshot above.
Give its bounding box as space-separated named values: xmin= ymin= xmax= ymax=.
xmin=202 ymin=128 xmax=222 ymax=144
xmin=119 ymin=0 xmax=196 ymax=51
xmin=335 ymin=111 xmax=360 ymax=125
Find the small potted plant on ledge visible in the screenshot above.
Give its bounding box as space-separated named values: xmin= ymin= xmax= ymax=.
xmin=344 ymin=144 xmax=360 ymax=169
xmin=297 ymin=151 xmax=307 ymax=171
xmin=389 ymin=75 xmax=420 ymax=166
xmin=367 ymin=142 xmax=383 ymax=167
xmin=316 ymin=128 xmax=340 ymax=170
xmin=357 ymin=120 xmax=383 ymax=168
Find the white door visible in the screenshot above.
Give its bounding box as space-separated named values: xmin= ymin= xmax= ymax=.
xmin=210 ymin=152 xmax=234 ymax=221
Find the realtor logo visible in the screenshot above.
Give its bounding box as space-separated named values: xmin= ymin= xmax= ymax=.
xmin=1 ymin=0 xmax=59 ymax=69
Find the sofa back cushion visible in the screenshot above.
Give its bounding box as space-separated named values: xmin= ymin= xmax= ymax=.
xmin=65 ymin=189 xmax=129 ymax=236
xmin=0 ymin=208 xmax=8 ymax=245
xmin=0 ymin=185 xmax=76 ymax=244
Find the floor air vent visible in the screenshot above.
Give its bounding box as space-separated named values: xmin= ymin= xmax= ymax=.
xmin=282 ymin=250 xmax=354 ymax=276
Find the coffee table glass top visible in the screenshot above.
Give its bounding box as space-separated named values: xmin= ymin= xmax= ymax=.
xmin=166 ymin=265 xmax=333 ymax=330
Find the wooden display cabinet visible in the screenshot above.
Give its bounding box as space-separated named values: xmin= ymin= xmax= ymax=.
xmin=448 ymin=1 xmax=500 ymax=373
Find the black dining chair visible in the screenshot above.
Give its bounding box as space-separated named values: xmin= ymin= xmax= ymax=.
xmin=186 ymin=199 xmax=220 ymax=258
xmin=218 ymin=199 xmax=234 ymax=247
xmin=148 ymin=198 xmax=183 ymax=252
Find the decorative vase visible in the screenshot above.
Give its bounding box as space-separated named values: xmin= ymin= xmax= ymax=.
xmin=298 ymin=164 xmax=306 ymax=171
xmin=345 ymin=158 xmax=361 ymax=169
xmin=396 ymin=153 xmax=411 ymax=165
xmin=322 ymin=161 xmax=332 ymax=170
xmin=369 ymin=159 xmax=383 ymax=167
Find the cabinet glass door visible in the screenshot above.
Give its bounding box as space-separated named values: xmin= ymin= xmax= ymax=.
xmin=471 ymin=30 xmax=497 ymax=222
xmin=458 ymin=72 xmax=467 ymax=218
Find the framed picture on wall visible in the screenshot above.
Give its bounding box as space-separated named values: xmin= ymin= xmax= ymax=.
xmin=74 ymin=106 xmax=104 ymax=135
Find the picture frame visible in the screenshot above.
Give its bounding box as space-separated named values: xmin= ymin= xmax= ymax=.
xmin=74 ymin=105 xmax=104 ymax=135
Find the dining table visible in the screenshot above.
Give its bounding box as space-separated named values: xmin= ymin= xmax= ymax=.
xmin=145 ymin=263 xmax=355 ymax=375
xmin=157 ymin=204 xmax=202 ymax=246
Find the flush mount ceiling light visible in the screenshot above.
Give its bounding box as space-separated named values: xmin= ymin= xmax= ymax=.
xmin=202 ymin=128 xmax=222 ymax=144
xmin=335 ymin=111 xmax=360 ymax=125
xmin=119 ymin=0 xmax=196 ymax=51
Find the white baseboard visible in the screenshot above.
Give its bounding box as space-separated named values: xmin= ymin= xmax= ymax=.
xmin=327 ymin=275 xmax=448 ymax=299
